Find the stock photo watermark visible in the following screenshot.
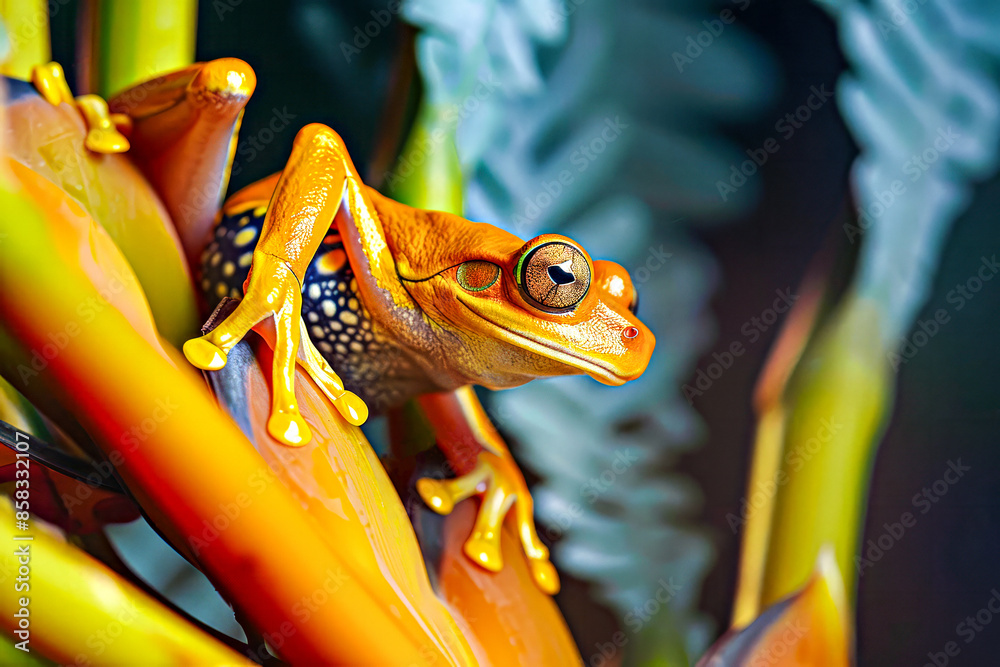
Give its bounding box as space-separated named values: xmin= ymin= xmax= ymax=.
xmin=512 ymin=116 xmax=629 ymax=233
xmin=716 ymin=84 xmax=834 ymax=202
xmin=231 ymin=107 xmax=298 ymax=176
xmin=543 ymin=448 xmax=639 ymax=541
xmin=3 ymin=0 xmax=71 ymax=57
xmin=339 ymin=0 xmax=405 ymax=62
xmin=543 ymin=0 xmax=587 ymax=30
xmin=855 ymin=459 xmax=970 ymax=576
xmin=382 ymin=74 xmax=503 ymax=191
xmin=10 ymin=428 xmax=31 ymax=654
xmin=15 ymin=268 xmax=138 ymax=386
xmin=632 ymin=245 xmax=674 ymax=286
xmin=588 ymin=578 xmax=684 ymax=667
xmin=683 ymin=288 xmax=798 ymax=404
xmin=726 ymin=417 xmax=843 ymax=533
xmin=844 ymin=126 xmax=960 ymax=243
xmin=922 ymin=586 xmax=1000 ymax=667
xmin=672 ymin=0 xmax=754 ymax=73
xmin=888 ymin=254 xmax=998 ymax=370
xmin=58 ymin=397 xmax=177 ymax=516
xmin=877 ymin=0 xmax=929 ymax=39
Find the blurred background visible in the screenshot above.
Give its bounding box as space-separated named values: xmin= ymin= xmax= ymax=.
xmin=48 ymin=0 xmax=1000 ymax=664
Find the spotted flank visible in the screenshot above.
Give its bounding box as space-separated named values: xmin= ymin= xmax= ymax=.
xmin=201 ymin=203 xmax=383 ymax=386
xmin=200 ymin=206 xmax=264 ymax=305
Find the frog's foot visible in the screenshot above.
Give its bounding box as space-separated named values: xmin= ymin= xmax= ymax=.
xmin=297 ymin=318 xmax=368 ymax=426
xmin=184 ymin=253 xmax=310 ymax=444
xmin=185 ymin=254 xmax=366 ymax=445
xmin=30 ymin=62 xmax=130 ymax=154
xmin=417 ymin=451 xmax=560 ymax=595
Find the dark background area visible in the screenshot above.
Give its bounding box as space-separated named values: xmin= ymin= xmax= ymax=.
xmin=684 ymin=3 xmax=1000 ymax=666
xmin=51 ymin=1 xmax=1000 ymax=663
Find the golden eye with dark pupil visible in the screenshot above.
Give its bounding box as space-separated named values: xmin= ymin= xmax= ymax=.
xmin=457 ymin=261 xmax=501 ymax=292
xmin=518 ymin=241 xmax=591 ymax=310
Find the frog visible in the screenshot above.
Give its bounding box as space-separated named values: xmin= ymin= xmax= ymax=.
xmin=27 ymin=61 xmax=655 ymax=595
xmin=183 ymin=123 xmax=655 ymax=594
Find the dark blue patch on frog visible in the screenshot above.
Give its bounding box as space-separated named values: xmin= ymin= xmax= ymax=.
xmin=3 ymin=76 xmax=41 ymax=104
xmin=199 ymin=207 xmax=265 ymax=308
xmin=202 ymin=206 xmax=378 ymax=375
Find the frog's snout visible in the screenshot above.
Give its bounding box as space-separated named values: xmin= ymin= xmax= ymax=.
xmin=589 ymin=260 xmax=655 ymax=383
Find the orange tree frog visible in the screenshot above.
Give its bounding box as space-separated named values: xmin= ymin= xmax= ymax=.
xmin=28 ymin=60 xmax=655 ymax=594
xmin=179 ymin=123 xmax=656 ymax=594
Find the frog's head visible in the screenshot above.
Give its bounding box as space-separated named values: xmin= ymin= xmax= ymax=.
xmin=350 ymin=190 xmax=655 ymax=391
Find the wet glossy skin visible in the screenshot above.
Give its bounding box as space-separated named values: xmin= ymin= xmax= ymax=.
xmin=14 ymin=59 xmax=654 ymax=594
xmin=202 ymin=179 xmax=655 ymax=413
xmin=26 ymin=50 xmax=651 ymax=594
xmin=203 ymin=201 xmax=435 ymax=411
xmin=187 ymin=128 xmax=655 ymax=594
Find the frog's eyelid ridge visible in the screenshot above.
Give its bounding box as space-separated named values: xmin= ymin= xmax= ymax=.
xmin=400 ymin=259 xmax=504 ymax=285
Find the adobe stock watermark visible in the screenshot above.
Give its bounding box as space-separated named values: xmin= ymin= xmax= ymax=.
xmin=843 ymin=126 xmax=960 ymax=242
xmin=185 ymin=450 xmax=302 ymax=557
xmin=64 ymin=400 xmax=175 ymax=499
xmin=683 ymin=288 xmax=798 ymax=404
xmin=212 ymin=0 xmax=244 ymax=21
xmin=855 ymin=459 xmax=970 ymax=576
xmin=707 ymin=620 xmax=807 ymax=666
xmin=16 ymin=269 xmax=138 ymax=386
xmin=230 ymin=107 xmax=298 ymax=178
xmin=73 ymin=600 xmax=140 ymax=665
xmin=59 ymin=397 xmax=178 ymax=516
xmin=543 ymin=0 xmax=587 ymax=30
xmin=511 ymin=116 xmax=629 ymax=233
xmin=175 ymin=106 xmax=298 ymax=227
xmin=3 ymin=0 xmax=73 ymax=55
xmin=247 ymin=565 xmax=350 ymax=663
xmin=672 ymin=0 xmax=753 ymax=73
xmin=382 ymin=74 xmax=502 ymax=191
xmin=632 ymin=245 xmax=673 ymax=286
xmin=716 ymin=84 xmax=834 ymax=202
xmin=339 ymin=0 xmax=405 ymax=62
xmin=888 ymin=255 xmax=999 ymax=370
xmin=921 ymin=586 xmax=1000 ymax=667
xmin=726 ymin=417 xmax=842 ymax=533
xmin=877 ymin=0 xmax=929 ymax=39
xmin=180 ymin=439 xmax=321 ymax=556
xmin=543 ymin=448 xmax=639 ymax=541
xmin=588 ymin=578 xmax=683 ymax=667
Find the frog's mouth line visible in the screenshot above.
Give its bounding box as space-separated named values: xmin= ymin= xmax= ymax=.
xmin=455 ymin=295 xmax=629 ymax=386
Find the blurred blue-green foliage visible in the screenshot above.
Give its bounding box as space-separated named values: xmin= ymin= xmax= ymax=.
xmin=403 ymin=0 xmax=778 ymax=661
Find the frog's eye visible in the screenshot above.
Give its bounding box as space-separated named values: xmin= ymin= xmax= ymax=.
xmin=516 ymin=241 xmax=591 ymax=312
xmin=457 ymin=261 xmax=501 ymax=292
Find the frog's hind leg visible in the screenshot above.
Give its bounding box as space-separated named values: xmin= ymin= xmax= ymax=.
xmin=108 ymin=59 xmax=256 ymax=266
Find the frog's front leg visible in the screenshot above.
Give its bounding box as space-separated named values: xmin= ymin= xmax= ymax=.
xmin=183 ymin=123 xmax=366 ymax=445
xmin=415 ymin=386 xmax=560 ymax=595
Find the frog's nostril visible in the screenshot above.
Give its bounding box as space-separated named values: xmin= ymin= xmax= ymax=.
xmin=623 ymin=326 xmax=639 ymax=340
